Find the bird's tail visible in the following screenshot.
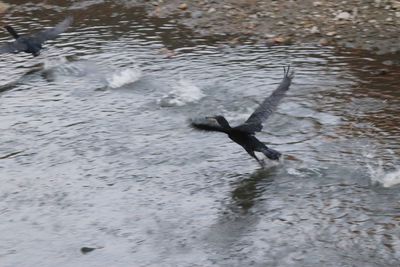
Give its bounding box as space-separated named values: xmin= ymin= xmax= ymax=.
xmin=260 ymin=147 xmax=281 ymax=160
xmin=4 ymin=26 xmax=19 ymax=39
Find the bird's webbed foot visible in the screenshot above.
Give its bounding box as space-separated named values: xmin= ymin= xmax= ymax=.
xmin=257 ymin=158 xmax=267 ymax=168
xmin=261 ymin=147 xmax=281 ymax=161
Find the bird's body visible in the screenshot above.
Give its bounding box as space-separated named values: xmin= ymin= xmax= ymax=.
xmin=0 ymin=16 xmax=73 ymax=57
xmin=191 ymin=66 xmax=294 ymax=166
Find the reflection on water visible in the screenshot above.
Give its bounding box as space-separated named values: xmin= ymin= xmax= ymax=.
xmin=230 ymin=168 xmax=278 ymax=212
xmin=0 ymin=1 xmax=400 ymax=267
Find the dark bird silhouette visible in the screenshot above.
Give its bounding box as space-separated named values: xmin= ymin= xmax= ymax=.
xmin=191 ymin=66 xmax=294 ymax=166
xmin=0 ymin=16 xmax=73 ymax=57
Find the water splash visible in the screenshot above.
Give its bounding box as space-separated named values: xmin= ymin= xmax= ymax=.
xmin=106 ymin=68 xmax=142 ymax=89
xmin=43 ymin=56 xmax=69 ymax=70
xmin=43 ymin=57 xmax=99 ymax=78
xmin=367 ymin=160 xmax=400 ymax=188
xmin=159 ymin=76 xmax=204 ymax=107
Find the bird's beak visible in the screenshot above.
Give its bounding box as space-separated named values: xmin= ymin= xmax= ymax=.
xmin=205 ymin=116 xmax=217 ymax=121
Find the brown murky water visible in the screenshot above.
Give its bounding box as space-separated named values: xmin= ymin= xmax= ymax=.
xmin=1 ymin=1 xmax=399 ymax=267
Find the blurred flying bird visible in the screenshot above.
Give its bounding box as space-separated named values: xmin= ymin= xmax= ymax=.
xmin=0 ymin=16 xmax=73 ymax=57
xmin=191 ymin=66 xmax=295 ymax=167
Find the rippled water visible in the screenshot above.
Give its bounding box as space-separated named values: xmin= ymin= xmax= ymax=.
xmin=1 ymin=1 xmax=400 ymax=267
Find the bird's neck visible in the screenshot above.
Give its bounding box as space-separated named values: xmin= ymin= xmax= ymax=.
xmin=4 ymin=26 xmax=19 ymax=39
xmin=217 ymin=117 xmax=232 ymax=130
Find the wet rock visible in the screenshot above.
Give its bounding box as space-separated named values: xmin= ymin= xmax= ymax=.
xmin=80 ymin=247 xmax=96 ymax=254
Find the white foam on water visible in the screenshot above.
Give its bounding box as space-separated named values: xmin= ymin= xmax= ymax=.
xmin=159 ymin=76 xmax=204 ymax=107
xmin=43 ymin=57 xmax=98 ymax=78
xmin=367 ymin=160 xmax=400 ymax=188
xmin=361 ymin=146 xmax=400 ymax=188
xmin=43 ymin=56 xmax=69 ymax=71
xmin=106 ymin=68 xmax=142 ymax=89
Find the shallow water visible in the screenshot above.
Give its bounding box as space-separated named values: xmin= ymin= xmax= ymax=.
xmin=1 ymin=1 xmax=400 ymax=267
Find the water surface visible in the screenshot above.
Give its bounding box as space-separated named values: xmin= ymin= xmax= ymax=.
xmin=1 ymin=1 xmax=400 ymax=267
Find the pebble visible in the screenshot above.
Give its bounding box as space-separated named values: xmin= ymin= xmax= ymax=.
xmin=310 ymin=26 xmax=320 ymax=34
xmin=391 ymin=1 xmax=400 ymax=9
xmin=313 ymin=1 xmax=322 ymax=7
xmin=383 ymin=60 xmax=394 ymax=66
xmin=0 ymin=1 xmax=9 ymax=13
xmin=264 ymin=33 xmax=276 ymax=38
xmin=319 ymin=38 xmax=329 ymax=45
xmin=208 ymin=7 xmax=216 ymax=13
xmin=326 ymin=31 xmax=337 ymax=36
xmin=343 ymin=42 xmax=355 ymax=48
xmin=179 ymin=3 xmax=188 ymax=10
xmin=273 ymin=37 xmax=285 ymax=43
xmin=335 ymin=11 xmax=351 ymax=20
xmin=191 ymin=10 xmax=203 ymax=19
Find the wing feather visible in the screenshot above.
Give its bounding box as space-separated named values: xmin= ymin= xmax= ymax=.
xmin=33 ymin=16 xmax=73 ymax=43
xmin=0 ymin=41 xmax=27 ymax=54
xmin=190 ymin=117 xmax=227 ymax=133
xmin=234 ymin=65 xmax=294 ymax=133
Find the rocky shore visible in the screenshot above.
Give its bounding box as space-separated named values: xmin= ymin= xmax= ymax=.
xmin=141 ymin=0 xmax=400 ymax=57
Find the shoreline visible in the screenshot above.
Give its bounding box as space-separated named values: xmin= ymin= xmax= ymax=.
xmin=141 ymin=0 xmax=400 ymax=64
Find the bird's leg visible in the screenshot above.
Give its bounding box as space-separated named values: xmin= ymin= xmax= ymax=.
xmin=256 ymin=157 xmax=266 ymax=168
xmin=246 ymin=149 xmax=266 ymax=168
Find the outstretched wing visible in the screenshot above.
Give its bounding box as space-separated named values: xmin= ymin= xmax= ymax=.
xmin=234 ymin=65 xmax=295 ymax=133
xmin=33 ymin=16 xmax=73 ymax=44
xmin=0 ymin=41 xmax=27 ymax=54
xmin=190 ymin=117 xmax=227 ymax=133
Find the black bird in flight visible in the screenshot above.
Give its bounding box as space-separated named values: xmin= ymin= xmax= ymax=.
xmin=0 ymin=16 xmax=73 ymax=57
xmin=191 ymin=66 xmax=294 ymax=166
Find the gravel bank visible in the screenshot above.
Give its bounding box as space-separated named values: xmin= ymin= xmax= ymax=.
xmin=141 ymin=0 xmax=400 ymax=57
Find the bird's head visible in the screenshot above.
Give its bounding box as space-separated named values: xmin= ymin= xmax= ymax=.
xmin=206 ymin=115 xmax=231 ymax=129
xmin=26 ymin=42 xmax=42 ymax=57
xmin=33 ymin=44 xmax=43 ymax=57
